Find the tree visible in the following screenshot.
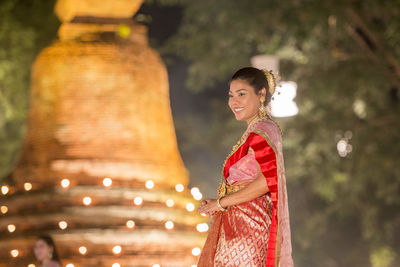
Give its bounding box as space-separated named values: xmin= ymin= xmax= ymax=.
xmin=152 ymin=0 xmax=400 ymax=266
xmin=0 ymin=0 xmax=58 ymax=179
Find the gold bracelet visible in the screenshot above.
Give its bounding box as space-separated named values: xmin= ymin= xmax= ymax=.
xmin=217 ymin=197 xmax=228 ymax=211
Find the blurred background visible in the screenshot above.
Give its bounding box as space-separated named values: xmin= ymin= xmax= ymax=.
xmin=0 ymin=0 xmax=399 ymax=266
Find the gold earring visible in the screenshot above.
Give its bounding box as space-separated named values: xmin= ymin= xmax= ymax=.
xmin=258 ymin=98 xmax=267 ymax=118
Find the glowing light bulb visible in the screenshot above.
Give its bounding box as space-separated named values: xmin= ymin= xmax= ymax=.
xmin=166 ymin=199 xmax=174 ymax=207
xmin=175 ymin=184 xmax=184 ymax=192
xmin=61 ymin=179 xmax=70 ymax=189
xmin=186 ymin=203 xmax=195 ymax=212
xmin=126 ymin=220 xmax=135 ymax=229
xmin=10 ymin=249 xmax=19 ymax=257
xmin=28 ymin=264 xmax=36 ymax=267
xmin=79 ymin=246 xmax=87 ymax=255
xmin=66 ymin=264 xmax=74 ymax=267
xmin=24 ymin=182 xmax=32 ymax=191
xmin=133 ymin=196 xmax=143 ymax=206
xmin=191 ymin=265 xmax=197 ymax=267
xmin=165 ymin=221 xmax=174 ymax=230
xmin=112 ymin=264 xmax=121 ymax=267
xmin=190 ymin=187 xmax=200 ymax=195
xmin=112 ymin=245 xmax=122 ymax=254
xmin=1 ymin=205 xmax=8 ymax=214
xmin=145 ymin=180 xmax=154 ymax=189
xmin=192 ymin=247 xmax=201 ymax=256
xmin=103 ymin=177 xmax=112 ymax=187
xmin=152 ymin=264 xmax=161 ymax=267
xmin=8 ymin=224 xmax=16 ymax=233
xmin=58 ymin=221 xmax=68 ymax=230
xmin=83 ymin=196 xmax=92 ymax=206
xmin=1 ymin=185 xmax=9 ymax=195
xmin=196 ymin=223 xmax=209 ymax=233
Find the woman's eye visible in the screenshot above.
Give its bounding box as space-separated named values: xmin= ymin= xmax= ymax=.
xmin=239 ymin=93 xmax=245 ymax=96
xmin=228 ymin=94 xmax=233 ymax=98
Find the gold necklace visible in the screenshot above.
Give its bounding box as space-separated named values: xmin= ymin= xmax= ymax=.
xmin=217 ymin=116 xmax=269 ymax=198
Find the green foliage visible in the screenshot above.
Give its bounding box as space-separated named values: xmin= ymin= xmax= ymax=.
xmin=158 ymin=0 xmax=400 ymax=266
xmin=0 ymin=0 xmax=58 ymax=180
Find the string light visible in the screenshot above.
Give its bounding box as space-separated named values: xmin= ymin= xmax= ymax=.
xmin=112 ymin=264 xmax=120 ymax=267
xmin=175 ymin=184 xmax=184 ymax=192
xmin=145 ymin=180 xmax=154 ymax=189
xmin=28 ymin=264 xmax=36 ymax=267
xmin=190 ymin=187 xmax=203 ymax=200
xmin=61 ymin=179 xmax=70 ymax=189
xmin=103 ymin=177 xmax=112 ymax=187
xmin=192 ymin=247 xmax=201 ymax=256
xmin=83 ymin=196 xmax=92 ymax=206
xmin=165 ymin=221 xmax=174 ymax=230
xmin=126 ymin=220 xmax=135 ymax=229
xmin=8 ymin=224 xmax=16 ymax=233
xmin=58 ymin=221 xmax=68 ymax=230
xmin=186 ymin=203 xmax=195 ymax=212
xmin=1 ymin=206 xmax=8 ymax=214
xmin=1 ymin=185 xmax=9 ymax=195
xmin=24 ymin=182 xmax=33 ymax=191
xmin=66 ymin=264 xmax=74 ymax=267
xmin=112 ymin=245 xmax=122 ymax=254
xmin=196 ymin=223 xmax=209 ymax=233
xmin=166 ymin=199 xmax=174 ymax=207
xmin=133 ymin=196 xmax=143 ymax=206
xmin=191 ymin=265 xmax=197 ymax=267
xmin=79 ymin=246 xmax=87 ymax=255
xmin=152 ymin=264 xmax=160 ymax=267
xmin=10 ymin=249 xmax=19 ymax=257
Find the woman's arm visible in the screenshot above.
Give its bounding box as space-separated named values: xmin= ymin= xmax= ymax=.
xmin=220 ymin=171 xmax=269 ymax=208
xmin=198 ymin=170 xmax=269 ymax=215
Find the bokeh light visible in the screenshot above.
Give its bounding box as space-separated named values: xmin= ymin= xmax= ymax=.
xmin=166 ymin=199 xmax=174 ymax=207
xmin=165 ymin=221 xmax=174 ymax=230
xmin=7 ymin=224 xmax=16 ymax=233
xmin=10 ymin=249 xmax=19 ymax=257
xmin=175 ymin=184 xmax=184 ymax=192
xmin=192 ymin=247 xmax=201 ymax=256
xmin=79 ymin=246 xmax=87 ymax=255
xmin=58 ymin=221 xmax=68 ymax=230
xmin=126 ymin=220 xmax=135 ymax=229
xmin=83 ymin=196 xmax=92 ymax=206
xmin=61 ymin=179 xmax=70 ymax=189
xmin=112 ymin=245 xmax=122 ymax=254
xmin=103 ymin=177 xmax=112 ymax=187
xmin=145 ymin=180 xmax=154 ymax=189
xmin=133 ymin=196 xmax=143 ymax=206
xmin=24 ymin=182 xmax=32 ymax=191
xmin=1 ymin=206 xmax=8 ymax=214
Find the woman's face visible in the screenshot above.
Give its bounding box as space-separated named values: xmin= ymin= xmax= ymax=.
xmin=34 ymin=239 xmax=52 ymax=262
xmin=228 ymin=79 xmax=263 ymax=124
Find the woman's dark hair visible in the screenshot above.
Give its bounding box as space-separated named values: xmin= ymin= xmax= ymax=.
xmin=37 ymin=235 xmax=61 ymax=263
xmin=231 ymin=67 xmax=272 ymax=105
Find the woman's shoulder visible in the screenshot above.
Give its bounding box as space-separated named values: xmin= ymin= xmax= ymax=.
xmin=252 ymin=119 xmax=280 ymax=134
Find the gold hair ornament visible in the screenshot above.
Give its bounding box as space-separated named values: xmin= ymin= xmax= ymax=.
xmin=262 ymin=69 xmax=280 ymax=95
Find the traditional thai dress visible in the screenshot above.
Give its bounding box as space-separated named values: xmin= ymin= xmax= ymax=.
xmin=198 ymin=120 xmax=294 ymax=267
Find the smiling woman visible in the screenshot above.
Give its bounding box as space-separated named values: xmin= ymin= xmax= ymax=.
xmin=198 ymin=67 xmax=294 ymax=267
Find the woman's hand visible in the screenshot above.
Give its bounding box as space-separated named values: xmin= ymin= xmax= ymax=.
xmin=198 ymin=199 xmax=220 ymax=216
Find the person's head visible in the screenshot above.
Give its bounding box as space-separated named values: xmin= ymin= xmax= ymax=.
xmin=228 ymin=67 xmax=273 ymax=124
xmin=34 ymin=235 xmax=60 ymax=263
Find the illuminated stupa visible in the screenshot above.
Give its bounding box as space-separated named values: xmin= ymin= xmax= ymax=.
xmin=0 ymin=0 xmax=206 ymax=266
